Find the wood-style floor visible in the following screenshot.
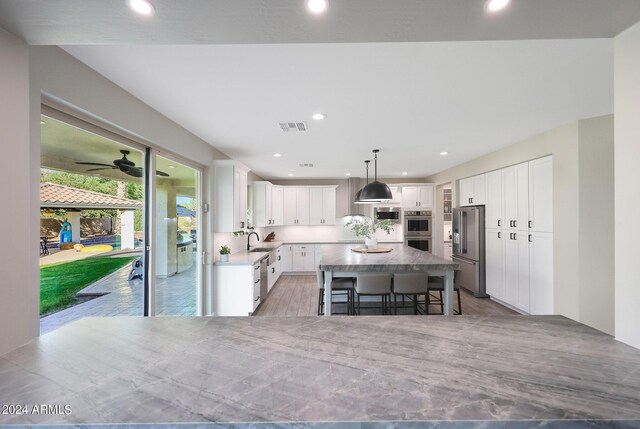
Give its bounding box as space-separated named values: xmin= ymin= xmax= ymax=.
xmin=254 ymin=275 xmax=517 ymax=316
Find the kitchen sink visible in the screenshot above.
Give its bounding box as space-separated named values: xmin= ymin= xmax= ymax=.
xmin=249 ymin=248 xmax=272 ymax=252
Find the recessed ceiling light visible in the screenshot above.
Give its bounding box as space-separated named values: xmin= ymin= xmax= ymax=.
xmin=288 ymin=173 xmax=294 ymax=177
xmin=486 ymin=0 xmax=510 ymax=12
xmin=305 ymin=0 xmax=328 ymax=15
xmin=345 ymin=173 xmax=351 ymax=176
xmin=312 ymin=113 xmax=326 ymax=121
xmin=168 ymin=165 xmax=176 ymax=169
xmin=273 ymin=153 xmax=282 ymax=158
xmin=127 ymin=0 xmax=155 ymax=16
xmin=440 ymin=151 xmax=449 ymax=156
xmin=402 ymin=172 xmax=408 ymax=176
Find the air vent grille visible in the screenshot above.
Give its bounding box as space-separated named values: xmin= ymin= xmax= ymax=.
xmin=279 ymin=122 xmax=307 ymax=132
xmin=298 ymin=163 xmax=315 ymax=168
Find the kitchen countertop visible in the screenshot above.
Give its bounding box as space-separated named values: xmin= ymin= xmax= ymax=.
xmin=319 ymin=243 xmax=458 ymax=272
xmin=215 ymin=240 xmax=403 ymax=265
xmin=1 ymin=315 xmax=639 ymax=425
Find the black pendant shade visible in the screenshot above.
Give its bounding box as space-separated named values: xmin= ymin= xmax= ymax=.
xmin=353 ymin=159 xmax=370 ymax=205
xmin=359 ymin=180 xmax=393 ymax=202
xmin=357 ymin=149 xmax=392 ymax=203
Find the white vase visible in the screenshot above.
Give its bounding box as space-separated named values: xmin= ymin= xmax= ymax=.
xmin=220 ymin=254 xmax=229 ymax=262
xmin=365 ymin=237 xmax=378 ymax=249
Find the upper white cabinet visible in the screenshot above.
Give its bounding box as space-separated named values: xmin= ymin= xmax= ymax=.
xmin=459 ymin=174 xmax=486 ymax=206
xmin=309 ymin=187 xmax=337 ymax=225
xmin=401 ymin=185 xmax=434 ymax=208
xmin=528 ymin=157 xmax=553 ymax=233
xmin=485 ymin=170 xmax=504 ymax=229
xmin=253 ymin=182 xmax=284 ymax=227
xmin=283 ymin=187 xmax=310 ymax=225
xmin=503 ymin=162 xmax=529 ymax=231
xmin=214 ymin=161 xmax=249 ymax=233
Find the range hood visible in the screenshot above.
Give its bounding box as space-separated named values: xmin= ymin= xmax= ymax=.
xmin=346 ymin=177 xmax=366 ymax=217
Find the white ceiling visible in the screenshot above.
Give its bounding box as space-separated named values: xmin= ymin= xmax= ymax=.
xmin=0 ymin=0 xmax=629 ymax=179
xmin=63 ymin=40 xmax=613 ymax=179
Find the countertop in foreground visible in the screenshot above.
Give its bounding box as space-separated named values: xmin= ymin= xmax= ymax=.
xmin=1 ymin=315 xmax=639 ymax=425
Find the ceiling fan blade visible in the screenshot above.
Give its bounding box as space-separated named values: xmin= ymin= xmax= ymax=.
xmin=76 ymin=162 xmax=113 ymax=167
xmin=156 ymin=170 xmax=169 ymax=177
xmin=86 ymin=167 xmax=116 ymax=172
xmin=125 ymin=167 xmax=143 ymax=178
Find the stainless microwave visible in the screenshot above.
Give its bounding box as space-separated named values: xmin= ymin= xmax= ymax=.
xmin=374 ymin=207 xmax=401 ymax=223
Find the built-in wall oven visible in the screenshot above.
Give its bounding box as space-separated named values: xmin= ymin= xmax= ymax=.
xmin=404 ymin=210 xmax=432 ymax=252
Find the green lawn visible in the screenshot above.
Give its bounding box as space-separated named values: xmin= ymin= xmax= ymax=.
xmin=40 ymin=256 xmax=136 ymax=316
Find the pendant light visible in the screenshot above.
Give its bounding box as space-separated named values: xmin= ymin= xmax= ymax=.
xmin=354 ymin=160 xmax=370 ymax=204
xmin=359 ymin=149 xmax=393 ymax=202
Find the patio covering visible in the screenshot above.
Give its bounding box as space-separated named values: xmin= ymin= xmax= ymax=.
xmin=40 ymin=182 xmax=141 ymax=210
xmin=176 ymin=204 xmax=196 ymax=218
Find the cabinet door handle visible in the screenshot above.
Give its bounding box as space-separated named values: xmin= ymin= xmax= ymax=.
xmin=470 ymin=198 xmax=473 ymax=204
xmin=254 ymin=265 xmax=260 ymax=271
xmin=240 ymin=221 xmax=245 ymax=228
xmin=272 ymin=267 xmax=275 ymax=274
xmin=498 ymin=232 xmax=501 ymax=238
xmin=498 ymin=220 xmax=501 ymax=227
xmin=513 ymin=233 xmax=517 ymax=240
xmin=528 ymin=220 xmax=532 ymax=228
xmin=254 ymin=279 xmax=260 ymax=284
xmin=254 ymin=296 xmax=260 ymax=302
xmin=528 ymin=234 xmax=532 ymax=242
xmin=278 ymin=255 xmax=281 ymax=261
xmin=514 ymin=220 xmax=517 ymax=228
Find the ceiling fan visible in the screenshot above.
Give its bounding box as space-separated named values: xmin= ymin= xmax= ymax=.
xmin=76 ymin=150 xmax=169 ymax=178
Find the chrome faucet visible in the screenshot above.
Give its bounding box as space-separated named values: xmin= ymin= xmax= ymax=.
xmin=247 ymin=231 xmax=260 ymax=251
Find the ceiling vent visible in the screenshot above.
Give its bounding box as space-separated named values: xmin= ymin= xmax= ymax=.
xmin=298 ymin=163 xmax=315 ymax=168
xmin=279 ymin=122 xmax=308 ymax=132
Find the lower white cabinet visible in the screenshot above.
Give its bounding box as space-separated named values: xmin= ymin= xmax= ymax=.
xmin=214 ymin=262 xmax=261 ymax=316
xmin=292 ymin=245 xmax=315 ymax=272
xmin=485 ymin=229 xmax=505 ymax=299
xmin=529 ymin=231 xmax=554 ymax=314
xmin=267 ymin=260 xmax=277 ymax=292
xmin=281 ymin=245 xmax=293 ymax=272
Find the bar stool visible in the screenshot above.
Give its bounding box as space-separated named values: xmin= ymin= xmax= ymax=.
xmin=316 ymin=271 xmax=355 ymax=315
xmin=391 ymin=272 xmax=429 ymax=315
xmin=355 ymin=273 xmax=392 ymax=315
xmin=426 ymin=270 xmax=462 ymax=315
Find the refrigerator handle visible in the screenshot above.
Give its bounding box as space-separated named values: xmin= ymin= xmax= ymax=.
xmin=461 ymin=210 xmax=467 ymax=254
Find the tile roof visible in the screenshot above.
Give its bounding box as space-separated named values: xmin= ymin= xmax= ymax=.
xmin=40 ymin=182 xmax=142 ymax=209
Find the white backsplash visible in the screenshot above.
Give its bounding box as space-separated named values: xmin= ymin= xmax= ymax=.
xmin=263 ymin=216 xmax=403 ymax=243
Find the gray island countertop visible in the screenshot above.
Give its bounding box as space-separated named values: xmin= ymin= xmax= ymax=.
xmin=318 ymin=243 xmax=458 ymax=272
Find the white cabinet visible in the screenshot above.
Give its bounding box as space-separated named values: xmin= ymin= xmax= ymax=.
xmin=485 ymin=228 xmax=505 ymax=300
xmin=528 ymin=157 xmax=553 ymax=233
xmin=482 ymin=156 xmax=553 ymax=315
xmin=213 ymin=161 xmax=249 ymax=233
xmin=485 ymin=170 xmax=504 ymax=229
xmin=529 ymin=231 xmax=554 ymax=314
xmin=292 ymin=245 xmax=315 ymax=272
xmin=283 ymin=187 xmax=310 ymax=225
xmin=459 ymin=174 xmax=486 ymax=206
xmin=309 ymin=187 xmax=337 ymax=225
xmin=271 ymin=186 xmax=284 ymax=226
xmin=503 ymin=162 xmax=529 ymax=231
xmin=281 ymin=244 xmax=293 ymax=272
xmin=214 ymin=261 xmax=261 ymax=316
xmin=253 ymin=182 xmax=284 ymax=227
xmin=401 ymin=185 xmax=434 ymax=208
xmin=267 ymin=260 xmax=277 ymax=292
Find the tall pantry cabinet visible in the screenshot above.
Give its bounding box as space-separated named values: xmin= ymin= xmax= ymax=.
xmin=482 ymin=155 xmax=553 ymax=315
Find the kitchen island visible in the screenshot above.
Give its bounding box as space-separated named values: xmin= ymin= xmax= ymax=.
xmin=318 ymin=244 xmax=459 ymax=315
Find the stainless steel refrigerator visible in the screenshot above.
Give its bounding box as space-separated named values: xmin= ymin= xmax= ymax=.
xmin=452 ymin=206 xmax=488 ymax=298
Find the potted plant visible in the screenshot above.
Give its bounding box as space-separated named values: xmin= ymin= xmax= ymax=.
xmin=345 ymin=217 xmax=395 ymax=249
xmin=219 ymin=245 xmax=231 ymax=262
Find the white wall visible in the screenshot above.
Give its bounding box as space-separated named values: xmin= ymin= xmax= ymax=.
xmin=614 ymin=22 xmax=640 ymax=349
xmin=0 ymin=29 xmax=39 ymax=356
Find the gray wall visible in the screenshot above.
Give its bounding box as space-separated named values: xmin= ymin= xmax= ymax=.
xmin=0 ymin=29 xmax=39 ymax=356
xmin=427 ymin=115 xmax=615 ymax=334
xmin=614 ymin=22 xmax=640 ymax=349
xmin=578 ymin=115 xmax=615 ymax=335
